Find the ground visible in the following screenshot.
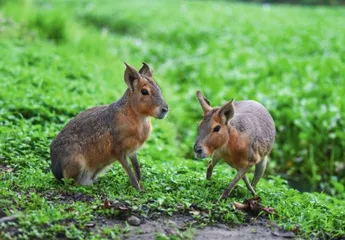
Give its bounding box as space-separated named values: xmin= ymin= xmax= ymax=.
xmin=0 ymin=186 xmax=295 ymax=239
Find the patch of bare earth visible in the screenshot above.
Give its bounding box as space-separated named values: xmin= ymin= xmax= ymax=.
xmin=0 ymin=163 xmax=14 ymax=174
xmin=90 ymin=198 xmax=295 ymax=239
xmin=91 ymin=215 xmax=295 ymax=239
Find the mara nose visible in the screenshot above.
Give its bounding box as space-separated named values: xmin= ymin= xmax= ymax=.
xmin=157 ymin=105 xmax=169 ymax=119
xmin=194 ymin=146 xmax=203 ymax=155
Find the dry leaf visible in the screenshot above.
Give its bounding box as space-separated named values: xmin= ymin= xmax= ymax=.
xmin=189 ymin=210 xmax=200 ymax=216
xmin=262 ymin=207 xmax=276 ymax=215
xmin=233 ymin=201 xmax=249 ymax=210
xmin=233 ymin=197 xmax=277 ymax=216
xmin=103 ymin=199 xmax=110 ymax=208
xmin=119 ymin=206 xmax=129 ymax=211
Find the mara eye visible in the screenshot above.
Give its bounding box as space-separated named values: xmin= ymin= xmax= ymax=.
xmin=141 ymin=89 xmax=149 ymax=95
xmin=213 ymin=125 xmax=221 ymax=133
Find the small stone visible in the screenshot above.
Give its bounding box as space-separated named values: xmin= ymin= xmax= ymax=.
xmin=271 ymin=231 xmax=295 ymax=238
xmin=85 ymin=222 xmax=95 ymax=228
xmin=0 ymin=216 xmax=18 ymax=223
xmin=127 ymin=215 xmax=141 ymax=226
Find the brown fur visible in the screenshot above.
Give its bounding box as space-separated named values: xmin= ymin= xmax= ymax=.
xmin=194 ymin=91 xmax=275 ymax=199
xmin=221 ymin=126 xmax=251 ymax=170
xmin=203 ymin=114 xmax=229 ymax=156
xmin=50 ymin=63 xmax=168 ymax=188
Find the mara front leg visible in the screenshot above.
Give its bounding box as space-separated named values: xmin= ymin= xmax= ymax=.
xmin=218 ymin=164 xmax=252 ymax=201
xmin=129 ymin=154 xmax=141 ymax=182
xmin=206 ymin=153 xmax=222 ymax=180
xmin=119 ymin=153 xmax=141 ymax=191
xmin=242 ymin=174 xmax=256 ymax=196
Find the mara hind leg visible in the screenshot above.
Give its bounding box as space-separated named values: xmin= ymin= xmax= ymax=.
xmin=77 ymin=168 xmax=95 ymax=186
xmin=91 ymin=164 xmax=114 ymax=183
xmin=61 ymin=157 xmax=81 ymax=184
xmin=63 ymin=155 xmax=94 ymax=185
xmin=251 ymin=156 xmax=268 ymax=188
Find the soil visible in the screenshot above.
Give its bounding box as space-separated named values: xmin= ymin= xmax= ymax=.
xmin=93 ymin=215 xmax=295 ymax=240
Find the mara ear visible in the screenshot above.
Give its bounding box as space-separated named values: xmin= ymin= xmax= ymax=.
xmin=139 ymin=62 xmax=153 ymax=77
xmin=218 ymin=98 xmax=235 ymax=124
xmin=196 ymin=90 xmax=212 ymax=114
xmin=124 ymin=62 xmax=141 ymax=91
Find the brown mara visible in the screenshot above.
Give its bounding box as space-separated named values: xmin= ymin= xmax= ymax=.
xmin=50 ymin=63 xmax=168 ymax=190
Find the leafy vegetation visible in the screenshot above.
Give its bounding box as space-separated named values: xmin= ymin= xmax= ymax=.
xmin=236 ymin=0 xmax=345 ymax=6
xmin=1 ymin=0 xmax=345 ymax=239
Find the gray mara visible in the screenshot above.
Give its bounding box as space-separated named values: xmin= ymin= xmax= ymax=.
xmin=50 ymin=63 xmax=168 ymax=189
xmin=194 ymin=91 xmax=275 ymax=200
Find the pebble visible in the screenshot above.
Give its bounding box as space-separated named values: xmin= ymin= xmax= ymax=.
xmin=127 ymin=215 xmax=141 ymax=226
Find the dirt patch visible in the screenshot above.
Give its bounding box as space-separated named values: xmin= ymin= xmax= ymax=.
xmin=89 ymin=215 xmax=294 ymax=239
xmin=43 ymin=191 xmax=95 ymax=204
xmin=0 ymin=163 xmax=15 ymax=174
xmin=61 ymin=198 xmax=295 ymax=239
xmin=195 ymin=224 xmax=290 ymax=240
xmin=0 ymin=211 xmax=295 ymax=239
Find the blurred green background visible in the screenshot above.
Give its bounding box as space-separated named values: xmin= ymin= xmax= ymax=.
xmin=230 ymin=0 xmax=345 ymax=5
xmin=1 ymin=0 xmax=344 ymax=198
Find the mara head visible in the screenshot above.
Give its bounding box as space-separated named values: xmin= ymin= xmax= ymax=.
xmin=194 ymin=91 xmax=235 ymax=159
xmin=124 ymin=62 xmax=169 ymax=119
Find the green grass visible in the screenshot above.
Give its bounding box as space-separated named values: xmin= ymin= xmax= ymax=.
xmin=1 ymin=0 xmax=345 ymax=239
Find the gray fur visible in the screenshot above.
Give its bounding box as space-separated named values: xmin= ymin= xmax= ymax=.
xmin=230 ymin=100 xmax=276 ymax=160
xmin=194 ymin=95 xmax=276 ymax=199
